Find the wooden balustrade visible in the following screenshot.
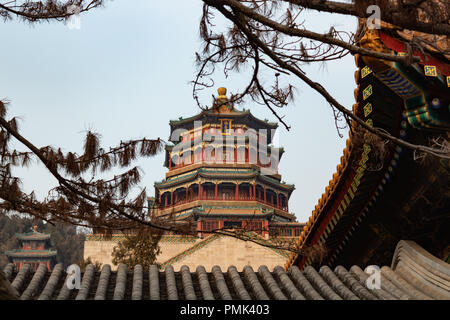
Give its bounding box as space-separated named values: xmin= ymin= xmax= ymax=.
xmin=158 ymin=192 xmax=289 ymax=212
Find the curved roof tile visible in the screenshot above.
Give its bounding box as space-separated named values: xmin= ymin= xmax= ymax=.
xmin=3 ymin=240 xmax=448 ymax=300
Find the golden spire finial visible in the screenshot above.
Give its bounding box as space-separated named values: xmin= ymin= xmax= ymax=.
xmin=217 ymin=87 xmax=227 ymax=99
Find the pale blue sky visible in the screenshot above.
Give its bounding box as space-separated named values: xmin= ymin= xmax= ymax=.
xmin=0 ymin=1 xmax=358 ymax=223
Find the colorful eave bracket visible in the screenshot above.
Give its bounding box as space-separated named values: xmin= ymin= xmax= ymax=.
xmin=372 ymin=31 xmax=449 ymax=131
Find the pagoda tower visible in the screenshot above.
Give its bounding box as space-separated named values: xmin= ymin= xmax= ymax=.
xmin=151 ymin=87 xmax=302 ymax=238
xmin=5 ymin=225 xmax=57 ymax=271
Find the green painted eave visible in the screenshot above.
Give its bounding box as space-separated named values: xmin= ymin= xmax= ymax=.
xmin=16 ymin=232 xmax=51 ymax=241
xmin=258 ymin=174 xmax=295 ymax=191
xmin=169 ymin=109 xmax=278 ymax=130
xmin=169 ymin=109 xmax=247 ymax=127
xmin=155 ymin=168 xmax=260 ymax=189
xmin=154 ymin=171 xmax=199 ymax=188
xmin=169 ymin=111 xmax=206 ymax=127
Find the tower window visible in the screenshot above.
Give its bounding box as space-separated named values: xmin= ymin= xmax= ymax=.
xmin=224 ymin=221 xmax=242 ymax=229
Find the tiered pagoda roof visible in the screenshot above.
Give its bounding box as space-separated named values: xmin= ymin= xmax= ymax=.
xmin=5 ymin=226 xmax=57 ymax=271
xmin=155 ymin=167 xmax=294 ymax=191
xmin=151 ymin=87 xmax=301 ymax=239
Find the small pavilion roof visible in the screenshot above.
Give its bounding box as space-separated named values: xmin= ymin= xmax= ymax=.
xmin=15 ymin=226 xmax=51 ymax=241
xmin=16 ymin=233 xmax=50 ymax=241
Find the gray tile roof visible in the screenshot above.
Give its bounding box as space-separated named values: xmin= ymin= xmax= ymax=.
xmin=3 ymin=240 xmax=449 ymax=300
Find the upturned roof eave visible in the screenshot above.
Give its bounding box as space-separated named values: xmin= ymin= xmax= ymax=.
xmin=5 ymin=249 xmax=57 ymax=258
xmin=154 ymin=168 xmax=260 ymax=189
xmin=169 ymin=109 xmax=278 ymax=131
xmin=257 ymin=175 xmax=295 ymax=192
xmin=15 ymin=232 xmax=51 ymax=241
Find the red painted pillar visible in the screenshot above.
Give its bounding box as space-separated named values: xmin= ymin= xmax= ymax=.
xmin=202 ymin=145 xmax=205 ymax=162
xmin=235 ymin=184 xmax=239 ymax=200
xmin=171 ymin=191 xmax=174 ymax=206
xmin=253 ymin=184 xmax=256 ymax=200
xmin=276 ymin=193 xmax=279 ymax=208
xmin=263 ymin=220 xmax=269 ymax=239
xmin=197 ymin=220 xmax=202 ymax=238
xmin=199 ymin=184 xmax=202 ymax=200
xmin=234 ymin=147 xmax=237 ymax=163
xmin=169 ymin=155 xmax=172 ymax=170
xmin=249 ymin=185 xmax=252 ymax=200
xmin=214 ymin=183 xmax=218 ymax=200
xmin=263 ymin=187 xmax=267 ymax=203
xmin=164 ymin=194 xmax=168 ymax=207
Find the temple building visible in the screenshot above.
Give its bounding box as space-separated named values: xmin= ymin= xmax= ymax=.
xmin=5 ymin=226 xmax=57 ymax=272
xmin=152 ymin=87 xmax=302 ymax=238
xmin=286 ymin=17 xmax=450 ymax=271
xmin=84 ymin=87 xmax=304 ymax=270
